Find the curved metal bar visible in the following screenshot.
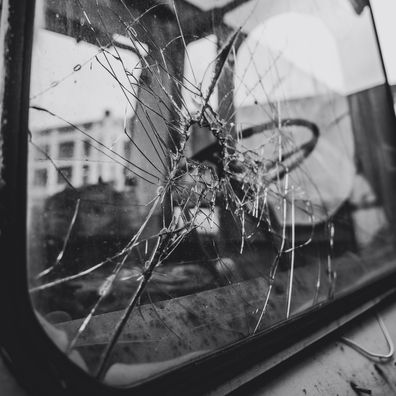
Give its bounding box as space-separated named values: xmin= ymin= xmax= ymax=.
xmin=191 ymin=118 xmax=320 ymax=179
xmin=340 ymin=314 xmax=394 ymax=363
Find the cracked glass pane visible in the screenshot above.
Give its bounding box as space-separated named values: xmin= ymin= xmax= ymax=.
xmin=27 ymin=0 xmax=396 ymax=386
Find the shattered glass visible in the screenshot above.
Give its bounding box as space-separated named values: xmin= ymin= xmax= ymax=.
xmin=27 ymin=0 xmax=396 ymax=386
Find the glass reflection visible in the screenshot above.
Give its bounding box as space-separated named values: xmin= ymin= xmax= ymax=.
xmin=28 ymin=0 xmax=396 ymax=385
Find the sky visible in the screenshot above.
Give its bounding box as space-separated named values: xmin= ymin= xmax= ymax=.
xmin=29 ymin=30 xmax=141 ymax=130
xmin=29 ymin=0 xmax=396 ymax=130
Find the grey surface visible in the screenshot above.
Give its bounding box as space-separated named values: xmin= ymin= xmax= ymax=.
xmin=3 ymin=296 xmax=396 ymax=395
xmin=233 ymin=300 xmax=396 ymax=396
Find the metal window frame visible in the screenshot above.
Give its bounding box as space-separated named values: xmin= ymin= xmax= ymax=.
xmin=1 ymin=1 xmax=396 ymax=395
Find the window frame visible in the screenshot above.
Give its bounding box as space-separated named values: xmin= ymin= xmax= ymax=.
xmin=58 ymin=141 xmax=75 ymax=160
xmin=56 ymin=165 xmax=73 ymax=185
xmin=32 ymin=168 xmax=48 ymax=187
xmin=1 ymin=1 xmax=396 ymax=395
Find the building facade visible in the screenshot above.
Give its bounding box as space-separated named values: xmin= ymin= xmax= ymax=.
xmin=28 ymin=111 xmax=134 ymax=200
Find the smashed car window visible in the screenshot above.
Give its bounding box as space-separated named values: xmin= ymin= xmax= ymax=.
xmin=27 ymin=0 xmax=396 ymax=386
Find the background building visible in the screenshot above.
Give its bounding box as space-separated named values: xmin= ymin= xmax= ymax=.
xmin=28 ymin=110 xmax=134 ymax=200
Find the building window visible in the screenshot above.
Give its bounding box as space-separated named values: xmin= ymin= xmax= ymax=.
xmin=83 ymin=140 xmax=91 ymax=157
xmin=58 ymin=125 xmax=75 ymax=134
xmin=33 ymin=168 xmax=48 ymax=187
xmin=123 ymin=140 xmax=132 ymax=160
xmin=33 ymin=144 xmax=50 ymax=161
xmin=57 ymin=166 xmax=73 ymax=184
xmin=58 ymin=141 xmax=75 ymax=159
xmin=82 ymin=164 xmax=90 ymax=185
xmin=40 ymin=144 xmax=50 ymax=156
